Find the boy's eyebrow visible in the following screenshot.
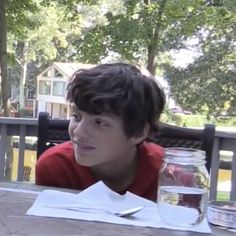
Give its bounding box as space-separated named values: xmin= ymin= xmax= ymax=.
xmin=69 ymin=104 xmax=117 ymax=121
xmin=69 ymin=104 xmax=79 ymax=113
xmin=93 ymin=113 xmax=119 ymax=122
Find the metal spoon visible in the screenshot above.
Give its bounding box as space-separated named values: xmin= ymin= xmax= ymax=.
xmin=45 ymin=205 xmax=145 ymax=217
xmin=114 ymin=206 xmax=145 ymax=217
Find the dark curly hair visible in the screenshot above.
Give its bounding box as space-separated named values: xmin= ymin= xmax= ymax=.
xmin=67 ymin=63 xmax=165 ymax=138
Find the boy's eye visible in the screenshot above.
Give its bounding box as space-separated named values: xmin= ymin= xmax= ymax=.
xmin=94 ymin=119 xmax=108 ymax=127
xmin=72 ymin=113 xmax=81 ymax=122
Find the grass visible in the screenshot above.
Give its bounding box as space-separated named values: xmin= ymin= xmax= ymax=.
xmin=217 ymin=191 xmax=230 ymax=201
xmin=215 ymin=169 xmax=231 ymax=201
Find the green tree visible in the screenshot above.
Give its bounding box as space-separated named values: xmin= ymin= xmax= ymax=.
xmin=7 ymin=1 xmax=82 ymax=109
xmin=0 ymin=0 xmax=40 ymax=180
xmin=74 ymin=0 xmax=212 ymax=75
xmin=1 ymin=0 xmax=82 ymax=179
xmin=0 ymin=0 xmax=38 ymax=116
xmin=72 ymin=0 xmax=235 ymax=114
xmin=164 ymin=1 xmax=236 ymax=114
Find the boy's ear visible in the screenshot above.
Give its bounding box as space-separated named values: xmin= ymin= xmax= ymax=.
xmin=130 ymin=123 xmax=150 ymax=145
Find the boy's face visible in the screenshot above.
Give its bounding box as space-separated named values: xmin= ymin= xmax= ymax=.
xmin=68 ymin=104 xmax=139 ymax=168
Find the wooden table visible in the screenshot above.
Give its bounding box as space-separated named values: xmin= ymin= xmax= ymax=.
xmin=0 ymin=181 xmax=234 ymax=236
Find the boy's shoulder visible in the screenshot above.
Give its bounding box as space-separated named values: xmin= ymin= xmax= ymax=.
xmin=138 ymin=141 xmax=164 ymax=166
xmin=140 ymin=141 xmax=164 ymax=157
xmin=38 ymin=141 xmax=74 ymax=161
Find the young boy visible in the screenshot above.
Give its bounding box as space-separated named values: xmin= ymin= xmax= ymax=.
xmin=36 ymin=63 xmax=165 ymax=201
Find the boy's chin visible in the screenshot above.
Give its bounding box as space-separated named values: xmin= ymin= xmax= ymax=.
xmin=74 ymin=155 xmax=96 ymax=167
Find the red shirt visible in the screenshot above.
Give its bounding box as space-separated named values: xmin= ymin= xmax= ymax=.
xmin=36 ymin=141 xmax=164 ymax=201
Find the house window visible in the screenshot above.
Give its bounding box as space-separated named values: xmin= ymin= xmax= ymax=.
xmin=27 ymin=89 xmax=34 ymax=99
xmin=39 ymin=81 xmax=51 ymax=95
xmin=42 ymin=69 xmax=52 ymax=78
xmin=54 ymin=69 xmax=63 ymax=78
xmin=53 ymin=81 xmax=65 ymax=96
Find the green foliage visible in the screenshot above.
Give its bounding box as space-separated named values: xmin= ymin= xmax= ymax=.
xmin=183 ymin=115 xmax=209 ymax=127
xmin=74 ymin=0 xmax=212 ymax=71
xmin=162 ymin=112 xmax=236 ymax=127
xmin=6 ymin=0 xmax=84 ymax=109
xmin=217 ymin=191 xmax=230 ymax=201
xmin=227 ymin=100 xmax=236 ymax=116
xmin=214 ymin=116 xmax=236 ymax=126
xmin=3 ymin=0 xmax=236 ymax=117
xmin=18 ymin=109 xmax=33 ymax=118
xmin=160 ymin=113 xmax=168 ymax=123
xmin=9 ymin=1 xmax=81 ymax=62
xmin=7 ymin=0 xmax=38 ymax=37
xmin=173 ymin=113 xmax=186 ymax=127
xmin=163 ymin=1 xmax=236 ymax=115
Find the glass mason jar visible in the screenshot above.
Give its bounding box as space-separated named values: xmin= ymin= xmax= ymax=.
xmin=157 ymin=147 xmax=209 ymax=227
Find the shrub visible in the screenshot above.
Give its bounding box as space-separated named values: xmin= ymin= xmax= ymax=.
xmin=184 ymin=115 xmax=207 ymax=127
xmin=160 ymin=113 xmax=168 ymax=123
xmin=173 ymin=113 xmax=186 ymax=126
xmin=18 ymin=109 xmax=33 ymax=118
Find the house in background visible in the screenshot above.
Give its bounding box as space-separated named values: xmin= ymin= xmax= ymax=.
xmin=36 ymin=62 xmax=173 ymax=119
xmin=36 ymin=62 xmax=94 ymax=119
xmin=10 ymin=86 xmax=35 ymax=117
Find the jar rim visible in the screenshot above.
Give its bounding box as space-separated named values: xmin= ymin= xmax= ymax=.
xmin=164 ymin=147 xmax=206 ymax=164
xmin=165 ymin=147 xmax=205 ymax=158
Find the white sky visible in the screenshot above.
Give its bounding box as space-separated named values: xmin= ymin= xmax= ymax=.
xmin=171 ymin=49 xmax=199 ymax=68
xmin=171 ymin=37 xmax=203 ymax=68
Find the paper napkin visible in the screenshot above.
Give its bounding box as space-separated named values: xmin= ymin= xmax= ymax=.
xmin=27 ymin=181 xmax=211 ymax=233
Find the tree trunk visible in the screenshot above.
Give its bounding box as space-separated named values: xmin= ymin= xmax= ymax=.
xmin=0 ymin=0 xmax=10 ymax=116
xmin=147 ymin=45 xmax=157 ymax=75
xmin=19 ymin=61 xmax=27 ymax=109
xmin=0 ymin=0 xmax=13 ymax=180
xmin=145 ymin=0 xmax=167 ymax=75
xmin=19 ymin=41 xmax=29 ymax=110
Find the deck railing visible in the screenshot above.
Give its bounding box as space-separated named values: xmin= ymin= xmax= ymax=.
xmin=0 ymin=117 xmax=38 ymax=181
xmin=209 ymin=130 xmax=236 ymax=201
xmin=0 ymin=117 xmax=235 ymax=200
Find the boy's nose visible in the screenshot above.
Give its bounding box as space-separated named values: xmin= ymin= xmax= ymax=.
xmin=73 ymin=121 xmax=88 ymax=136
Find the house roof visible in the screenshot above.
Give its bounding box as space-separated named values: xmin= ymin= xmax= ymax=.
xmin=37 ymin=62 xmax=95 ymax=79
xmin=53 ymin=62 xmax=95 ymax=78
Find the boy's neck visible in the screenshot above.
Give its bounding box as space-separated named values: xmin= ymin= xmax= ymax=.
xmin=91 ymin=147 xmax=139 ymax=192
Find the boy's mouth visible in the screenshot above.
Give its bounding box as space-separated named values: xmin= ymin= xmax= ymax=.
xmin=74 ymin=141 xmax=96 ymax=150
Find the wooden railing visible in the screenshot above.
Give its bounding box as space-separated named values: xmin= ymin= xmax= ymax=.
xmin=0 ymin=117 xmax=236 ymax=200
xmin=0 ymin=117 xmax=37 ymax=181
xmin=209 ymin=130 xmax=236 ymax=201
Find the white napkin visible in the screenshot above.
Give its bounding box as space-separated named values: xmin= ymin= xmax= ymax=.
xmin=27 ymin=181 xmax=211 ymax=233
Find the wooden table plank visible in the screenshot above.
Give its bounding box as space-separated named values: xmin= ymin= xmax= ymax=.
xmin=0 ymin=181 xmax=234 ymax=236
